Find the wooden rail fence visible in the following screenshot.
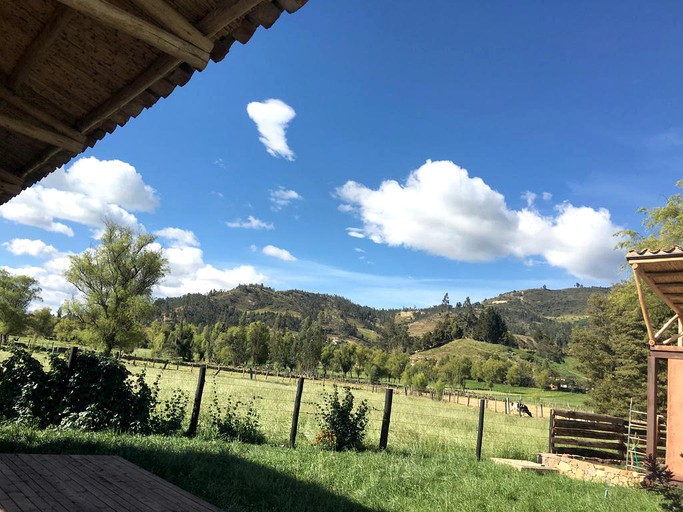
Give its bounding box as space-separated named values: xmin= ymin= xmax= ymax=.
xmin=549 ymin=409 xmax=627 ymax=461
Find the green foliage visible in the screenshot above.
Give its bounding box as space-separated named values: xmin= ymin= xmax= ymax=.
xmin=0 ymin=270 xmax=41 ymax=341
xmin=0 ymin=348 xmax=187 ymax=435
xmin=641 ymin=454 xmax=683 ymax=512
xmin=473 ymin=307 xmax=511 ymax=345
xmin=63 ymin=221 xmax=167 ymax=354
xmin=315 ymin=385 xmax=368 ymax=451
xmin=207 ymin=386 xmax=265 ymax=444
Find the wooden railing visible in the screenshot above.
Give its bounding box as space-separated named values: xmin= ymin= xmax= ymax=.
xmin=549 ymin=409 xmax=627 ymax=460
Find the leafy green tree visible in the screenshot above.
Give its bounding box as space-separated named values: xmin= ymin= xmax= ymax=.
xmin=474 ymin=307 xmax=510 ymax=345
xmin=0 ymin=270 xmax=41 ymax=343
xmin=386 ymin=351 xmax=410 ymax=382
xmin=30 ymin=307 xmax=55 ymax=340
xmin=333 ymin=344 xmax=355 ymax=378
xmin=481 ymin=357 xmax=508 ymax=389
xmin=63 ymin=222 xmax=167 ymax=354
xmin=570 ymin=181 xmax=683 ymax=416
xmin=506 ymin=360 xmax=534 ymax=387
xmin=247 ymin=321 xmax=270 ymax=365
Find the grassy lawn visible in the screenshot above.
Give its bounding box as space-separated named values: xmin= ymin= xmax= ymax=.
xmin=0 ymin=425 xmax=661 ymax=512
xmin=0 ymin=352 xmax=661 ymax=511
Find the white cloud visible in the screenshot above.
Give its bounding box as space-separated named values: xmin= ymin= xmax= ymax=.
xmin=154 ymin=227 xmax=200 ymax=247
xmin=522 ymin=191 xmax=537 ymax=207
xmin=0 ymin=156 xmax=158 ymax=235
xmin=226 ymin=216 xmax=274 ymax=230
xmin=337 ymin=159 xmax=623 ymax=281
xmin=262 ymin=245 xmax=297 ymax=262
xmin=3 ymin=239 xmax=58 ymax=258
xmin=270 ymin=187 xmax=302 ymax=210
xmin=542 ymin=192 xmax=553 ymax=201
xmin=246 ymin=99 xmax=296 ymax=160
xmin=155 ymin=230 xmax=267 ymax=296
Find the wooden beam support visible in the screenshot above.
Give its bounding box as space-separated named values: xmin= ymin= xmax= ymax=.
xmin=0 ymin=113 xmax=83 ymax=153
xmin=655 ymin=314 xmax=679 ymax=341
xmin=633 ymin=264 xmax=683 ymax=328
xmin=632 ymin=265 xmax=657 ymax=345
xmin=198 ymin=0 xmax=264 ymax=37
xmin=0 ymin=83 xmax=85 ymax=143
xmin=647 ymin=353 xmax=658 ymax=461
xmin=129 ymin=0 xmax=214 ymax=53
xmin=20 ymin=148 xmax=64 ymax=180
xmin=0 ymin=167 xmax=23 ymax=187
xmin=77 ymin=0 xmax=263 ymax=134
xmin=8 ymin=5 xmax=75 ymax=90
xmin=55 ymin=0 xmax=210 ymax=70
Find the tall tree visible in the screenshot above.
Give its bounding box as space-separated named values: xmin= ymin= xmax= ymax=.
xmin=0 ymin=270 xmax=41 ymax=343
xmin=63 ymin=222 xmax=167 ymax=354
xmin=571 ymin=181 xmax=682 ymax=416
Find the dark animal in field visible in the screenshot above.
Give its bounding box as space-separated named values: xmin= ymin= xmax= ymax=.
xmin=510 ymin=402 xmax=532 ymax=417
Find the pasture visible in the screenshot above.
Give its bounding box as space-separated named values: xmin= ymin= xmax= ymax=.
xmin=0 ymin=350 xmax=663 ymax=511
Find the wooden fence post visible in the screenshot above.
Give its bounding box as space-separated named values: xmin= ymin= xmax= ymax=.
xmin=467 ymin=395 xmax=471 ymax=407
xmin=476 ymin=399 xmax=485 ymax=461
xmin=290 ymin=377 xmax=305 ymax=448
xmin=186 ymin=365 xmax=206 ymax=438
xmin=67 ymin=346 xmax=78 ymax=373
xmin=379 ymin=388 xmax=393 ymax=451
xmin=505 ymin=397 xmax=509 ymax=415
xmin=548 ymin=409 xmax=555 ymax=453
xmin=540 ymin=403 xmax=543 ymax=418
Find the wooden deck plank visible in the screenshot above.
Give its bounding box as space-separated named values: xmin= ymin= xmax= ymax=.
xmin=0 ymin=454 xmax=222 ymax=512
xmin=2 ymin=456 xmax=71 ymax=512
xmin=106 ymin=456 xmax=223 ymax=512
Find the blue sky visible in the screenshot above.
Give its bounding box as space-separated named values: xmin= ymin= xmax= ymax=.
xmin=1 ymin=1 xmax=682 ymax=311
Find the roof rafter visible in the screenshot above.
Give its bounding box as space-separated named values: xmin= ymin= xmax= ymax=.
xmin=0 ymin=113 xmax=84 ymax=153
xmin=129 ymin=0 xmax=214 ymax=53
xmin=7 ymin=5 xmax=76 ymax=91
xmin=55 ymin=0 xmax=210 ymax=70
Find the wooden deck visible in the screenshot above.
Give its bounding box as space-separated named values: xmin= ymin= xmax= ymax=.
xmin=0 ymin=454 xmax=223 ymax=512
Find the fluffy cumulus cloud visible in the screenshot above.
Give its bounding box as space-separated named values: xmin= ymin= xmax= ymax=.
xmin=262 ymin=245 xmax=297 ymax=262
xmin=155 ymin=228 xmax=266 ymax=297
xmin=337 ymin=160 xmax=623 ymax=281
xmin=270 ymin=187 xmax=302 ymax=210
xmin=246 ymin=99 xmax=296 ymax=160
xmin=0 ymin=156 xmax=158 ymax=235
xmin=226 ymin=216 xmax=274 ymax=230
xmin=3 ymin=239 xmax=58 ymax=258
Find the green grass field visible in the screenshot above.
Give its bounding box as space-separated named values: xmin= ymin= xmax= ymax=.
xmin=0 ymin=349 xmax=662 ymax=511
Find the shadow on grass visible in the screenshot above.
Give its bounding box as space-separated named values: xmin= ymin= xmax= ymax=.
xmin=0 ymin=428 xmax=379 ymax=512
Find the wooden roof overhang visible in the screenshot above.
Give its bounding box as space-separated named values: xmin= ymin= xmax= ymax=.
xmin=0 ymin=0 xmax=308 ymax=204
xmin=627 ymin=247 xmax=683 ymax=349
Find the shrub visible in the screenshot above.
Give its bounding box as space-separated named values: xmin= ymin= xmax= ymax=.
xmin=642 ymin=454 xmax=683 ymax=512
xmin=0 ymin=348 xmax=186 ymax=435
xmin=315 ymin=385 xmax=368 ymax=451
xmin=207 ymin=385 xmax=265 ymax=444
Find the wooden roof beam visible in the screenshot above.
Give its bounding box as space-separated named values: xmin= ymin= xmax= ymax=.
xmin=0 ymin=83 xmax=85 ymax=143
xmin=129 ymin=0 xmax=214 ymax=53
xmin=0 ymin=167 xmax=23 ymax=187
xmin=55 ymin=0 xmax=210 ymax=70
xmin=655 ymin=314 xmax=679 ymax=341
xmin=7 ymin=5 xmax=76 ymax=91
xmin=632 ymin=264 xmax=683 ymax=335
xmin=0 ymin=113 xmax=83 ymax=153
xmin=77 ymin=0 xmax=265 ymax=134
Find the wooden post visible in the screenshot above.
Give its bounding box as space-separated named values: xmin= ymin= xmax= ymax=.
xmin=289 ymin=377 xmax=305 ymax=448
xmin=540 ymin=403 xmax=543 ymax=418
xmin=548 ymin=409 xmax=555 ymax=453
xmin=505 ymin=397 xmax=509 ymax=414
xmin=647 ymin=353 xmax=658 ymax=460
xmin=476 ymin=399 xmax=485 ymax=461
xmin=186 ymin=365 xmax=206 ymax=438
xmin=467 ymin=394 xmax=471 ymax=407
xmin=379 ymin=388 xmax=393 ymax=450
xmin=67 ymin=346 xmax=78 ymax=373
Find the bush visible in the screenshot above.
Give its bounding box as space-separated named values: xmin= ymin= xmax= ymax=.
xmin=207 ymin=385 xmax=265 ymax=444
xmin=0 ymin=348 xmax=186 ymax=435
xmin=315 ymin=385 xmax=368 ymax=451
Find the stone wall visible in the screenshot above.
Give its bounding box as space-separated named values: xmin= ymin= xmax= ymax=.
xmin=538 ymin=453 xmax=643 ymax=487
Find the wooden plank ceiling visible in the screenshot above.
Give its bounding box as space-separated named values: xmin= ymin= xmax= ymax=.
xmin=0 ymin=0 xmax=308 ymax=204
